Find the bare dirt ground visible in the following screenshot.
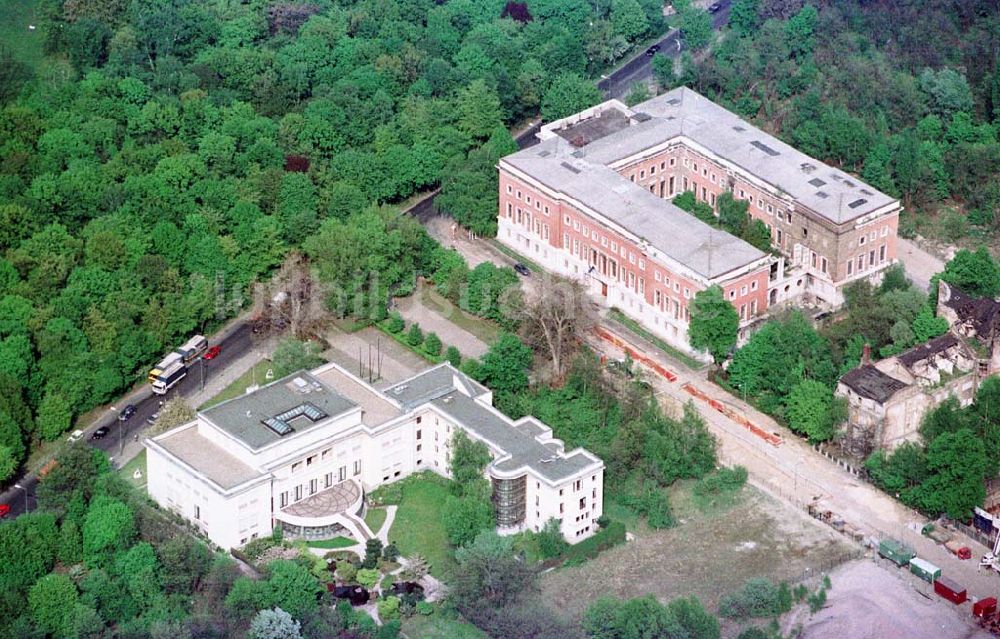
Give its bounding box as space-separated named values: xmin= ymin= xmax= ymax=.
xmin=793 ymin=560 xmax=991 ymax=639
xmin=540 ymin=485 xmax=858 ymax=627
xmin=897 ymin=237 xmax=946 ymax=292
xmin=322 ymin=326 xmax=426 ymax=385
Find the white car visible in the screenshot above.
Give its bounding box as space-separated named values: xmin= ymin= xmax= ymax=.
xmin=67 ymin=429 xmax=84 ymax=443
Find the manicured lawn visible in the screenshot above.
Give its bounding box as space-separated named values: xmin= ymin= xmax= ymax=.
xmin=119 ymin=449 xmax=148 ymax=489
xmin=401 ymin=614 xmax=488 ymax=639
xmin=364 ymin=507 xmax=387 ymax=534
xmin=307 ymin=536 xmax=356 ymax=549
xmin=381 ymin=473 xmax=456 ymax=579
xmin=199 ymin=359 xmax=272 ymax=409
xmin=0 ymin=0 xmax=45 ymax=70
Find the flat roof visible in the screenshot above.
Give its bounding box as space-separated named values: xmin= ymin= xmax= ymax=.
xmin=504 ymin=142 xmax=766 ymax=279
xmin=431 ymin=391 xmax=601 ymax=483
xmin=156 ymin=425 xmax=262 ymax=490
xmin=312 ymin=364 xmax=402 ymax=427
xmin=381 ymin=364 xmax=490 ymax=410
xmin=594 ymin=87 xmax=897 ymax=224
xmin=201 ymin=371 xmax=357 ymax=450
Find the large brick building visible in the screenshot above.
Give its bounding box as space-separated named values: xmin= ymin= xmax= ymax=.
xmin=498 ymin=88 xmax=901 ymax=357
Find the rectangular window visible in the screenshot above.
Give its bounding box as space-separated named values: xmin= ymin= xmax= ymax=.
xmin=650 ymin=165 xmax=656 ymax=175
xmin=751 ymin=300 xmax=757 ymax=315
xmin=847 ymin=260 xmax=853 ymax=275
xmin=294 ymin=485 xmax=302 ymax=501
xmin=750 ymin=280 xmax=758 ymax=291
xmin=740 ymin=285 xmax=748 ymax=296
xmin=640 ymin=170 xmax=645 ymax=179
xmin=339 ymin=466 xmax=347 ymax=482
xmin=353 ymin=461 xmax=361 ymax=476
xmin=325 ymin=472 xmax=333 ymax=488
xmin=416 ymin=429 xmax=421 ymax=440
xmin=859 ymin=235 xmax=866 ymax=246
xmin=280 ymin=492 xmax=288 ymax=508
xmin=879 ymin=245 xmax=886 ymax=262
xmin=309 ymin=478 xmax=317 ymax=495
xmin=654 ymin=271 xmax=661 ymax=282
xmin=194 ymin=505 xmax=200 ymax=520
xmin=857 ymin=255 xmax=864 ymax=271
xmin=670 ymin=158 xmax=676 ymax=167
xmin=740 ymin=304 xmax=747 ymax=320
xmin=869 ymin=250 xmax=875 ymax=266
xmin=638 ymin=278 xmax=645 ymax=295
xmin=821 ymin=257 xmax=828 ymax=273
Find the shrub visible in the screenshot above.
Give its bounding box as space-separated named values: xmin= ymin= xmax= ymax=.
xmin=336 ymin=563 xmax=357 ymax=584
xmin=385 ymin=312 xmax=405 ymax=334
xmin=719 ymin=578 xmax=793 ymax=619
xmin=459 ymin=357 xmax=481 ymax=379
xmin=357 ymin=568 xmax=380 ymax=590
xmin=423 ymin=332 xmax=442 ymax=356
xmin=537 ymin=518 xmax=569 ymax=560
xmin=382 ymin=542 xmax=399 ymax=562
xmin=377 ymin=596 xmax=401 ymax=620
xmin=560 ymin=521 xmax=626 ymax=564
xmin=406 ymin=323 xmax=424 ymax=347
xmin=693 ymin=466 xmax=748 ymax=499
xmin=445 ymin=346 xmax=462 ymax=367
xmin=363 ymin=539 xmax=383 ymax=569
xmin=415 ymin=601 xmax=434 ymax=616
xmin=272 ymin=525 xmax=284 ymax=543
xmin=595 ymin=515 xmax=610 ymax=529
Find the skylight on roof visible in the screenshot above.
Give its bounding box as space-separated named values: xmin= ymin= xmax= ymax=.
xmin=816 ymin=191 xmax=829 ymax=199
xmin=860 ymin=189 xmax=873 ymax=195
xmin=800 ymin=162 xmax=816 ymax=173
xmin=560 ymin=161 xmax=581 ymax=174
xmin=665 ymin=98 xmax=681 ymax=105
xmin=750 ymin=141 xmax=780 ymax=157
xmin=808 ymin=178 xmax=826 ymax=187
xmin=843 ymin=180 xmax=855 ymax=187
xmin=633 ymin=112 xmax=652 ymax=122
xmin=732 ymin=125 xmax=746 ymax=132
xmin=848 ymin=198 xmax=868 ymax=209
xmin=263 ymin=418 xmax=294 ymax=436
xmin=537 ymin=150 xmax=550 ymax=157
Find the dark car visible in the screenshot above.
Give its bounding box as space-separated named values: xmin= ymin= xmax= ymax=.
xmin=645 ymin=44 xmax=661 ymax=57
xmin=203 ymin=345 xmax=221 ymax=360
xmin=330 ymin=585 xmax=369 ymax=606
xmin=708 ymin=2 xmax=723 ymax=13
xmin=513 ymin=263 xmax=531 ymax=277
xmin=91 ymin=426 xmax=110 ymax=440
xmin=118 ymin=404 xmax=136 ymax=422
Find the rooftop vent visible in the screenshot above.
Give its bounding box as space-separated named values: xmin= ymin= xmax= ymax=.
xmin=843 ymin=180 xmax=856 ymax=188
xmin=633 ymin=112 xmax=652 ymax=122
xmin=664 ymin=115 xmax=677 ymax=120
xmin=750 ymin=141 xmax=780 ymax=157
xmin=860 ymin=188 xmax=874 ymax=196
xmin=571 ymin=150 xmax=584 ymax=158
xmin=808 ymin=178 xmax=826 ymax=187
xmin=537 ymin=150 xmax=551 ymax=157
xmin=560 ymin=161 xmax=581 ymax=174
xmin=815 ymin=191 xmax=829 ymax=199
xmin=800 ymin=162 xmax=817 ymax=173
xmin=292 ymin=377 xmax=308 ymax=391
xmin=848 ymin=198 xmax=868 ymax=209
xmin=391 ymin=384 xmax=408 ymax=395
xmin=442 ymin=395 xmax=453 ymax=404
xmin=665 ymin=98 xmax=681 ymax=105
xmin=732 ymin=125 xmax=746 ymax=132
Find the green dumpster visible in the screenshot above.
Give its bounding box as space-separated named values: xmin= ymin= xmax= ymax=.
xmin=878 ymin=538 xmax=916 ymax=567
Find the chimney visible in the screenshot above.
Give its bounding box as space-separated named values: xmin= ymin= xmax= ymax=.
xmin=862 ymin=343 xmax=871 ymax=367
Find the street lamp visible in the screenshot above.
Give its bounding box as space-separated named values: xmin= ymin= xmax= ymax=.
xmin=14 ymin=483 xmax=27 ymax=513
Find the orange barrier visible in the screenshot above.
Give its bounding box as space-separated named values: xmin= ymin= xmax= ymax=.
xmin=682 ymin=383 xmax=783 ymax=447
xmin=594 ymin=327 xmax=678 ymax=382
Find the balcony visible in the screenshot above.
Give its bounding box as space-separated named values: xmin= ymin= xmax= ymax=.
xmin=275 ymin=479 xmax=368 ymax=541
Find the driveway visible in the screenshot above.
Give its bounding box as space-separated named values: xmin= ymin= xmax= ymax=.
xmin=897 ymin=238 xmax=945 ymax=292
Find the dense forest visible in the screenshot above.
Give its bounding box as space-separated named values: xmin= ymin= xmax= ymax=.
xmin=0 ymin=0 xmax=668 ymax=483
xmin=671 ymin=0 xmax=1000 ymax=240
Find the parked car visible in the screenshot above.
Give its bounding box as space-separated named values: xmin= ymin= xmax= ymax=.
xmin=67 ymin=429 xmax=84 ymax=443
xmin=146 ymin=411 xmax=160 ymax=425
xmin=0 ymin=503 xmax=10 ymax=518
xmin=708 ymin=2 xmax=723 ymax=13
xmin=203 ymin=345 xmax=221 ymax=360
xmin=645 ymin=44 xmax=661 ymax=57
xmin=513 ymin=263 xmax=531 ymax=277
xmin=92 ymin=426 xmax=110 ymax=440
xmin=118 ymin=404 xmax=136 ymax=421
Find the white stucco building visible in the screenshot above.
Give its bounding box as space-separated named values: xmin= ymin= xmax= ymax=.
xmin=145 ymin=362 xmax=604 ymax=550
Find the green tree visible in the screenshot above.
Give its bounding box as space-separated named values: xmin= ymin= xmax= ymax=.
xmin=478 ymin=333 xmax=533 ymax=395
xmin=450 ymin=430 xmax=492 ymax=489
xmin=443 ymin=493 xmax=495 ymax=547
xmin=541 ymin=73 xmax=603 ymax=121
xmin=423 ymin=332 xmax=442 ymax=356
xmin=728 ymin=0 xmax=759 ymax=36
xmin=915 ymin=429 xmax=989 ymax=519
xmin=37 ymin=392 xmax=74 ymax=441
xmin=29 ymin=574 xmax=79 ymax=639
xmin=919 ymin=68 xmax=974 ymax=117
xmin=250 ymin=608 xmax=302 ymax=639
xmin=611 ymin=0 xmax=649 ymax=42
xmin=939 ymin=247 xmax=1000 ymax=298
xmin=911 ymin=306 xmax=948 ymax=343
xmin=271 ymin=338 xmax=325 ymax=378
xmin=785 ymin=379 xmax=843 ymax=442
xmin=675 ymin=0 xmax=713 ymax=50
xmin=82 ymin=496 xmax=136 ymax=568
xmin=445 ymin=345 xmax=462 ymax=367
xmin=457 ymin=80 xmax=503 ymax=141
xmin=688 ymin=285 xmax=739 ymax=364
xmin=406 ymin=323 xmax=424 ymax=347
xmin=536 ymin=518 xmax=569 ymax=559
xmin=266 ymin=560 xmax=322 ymax=620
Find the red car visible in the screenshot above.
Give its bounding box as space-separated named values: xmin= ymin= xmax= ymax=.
xmin=0 ymin=503 xmax=10 ymax=518
xmin=203 ymin=345 xmax=221 ymax=360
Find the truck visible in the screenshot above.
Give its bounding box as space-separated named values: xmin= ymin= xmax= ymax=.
xmin=878 ymin=538 xmax=916 ymax=567
xmin=152 ymin=362 xmax=187 ymax=395
xmin=148 ymin=352 xmax=183 ymax=383
xmin=909 ymin=557 xmax=941 ymax=583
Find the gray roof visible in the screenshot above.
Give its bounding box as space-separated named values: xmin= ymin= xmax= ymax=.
xmin=313 ymin=365 xmax=402 ymax=426
xmin=381 ymin=364 xmax=490 ymax=410
xmin=156 ymin=426 xmax=263 ymax=490
xmin=612 ymin=88 xmax=896 ymax=224
xmin=504 ymin=142 xmax=766 ymax=279
xmin=897 ymin=334 xmax=961 ymax=367
xmin=839 ymin=365 xmax=908 ymax=403
xmin=201 ymin=371 xmax=357 ymax=450
xmin=430 ymin=392 xmax=601 ymax=483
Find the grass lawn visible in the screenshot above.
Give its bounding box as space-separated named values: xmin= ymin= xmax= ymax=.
xmin=401 ymin=614 xmax=488 ymax=639
xmin=380 ymin=473 xmax=456 ymax=579
xmin=0 ymin=0 xmax=45 ymax=70
xmin=364 ymin=507 xmax=387 ymax=534
xmin=307 ymin=536 xmax=356 ymax=550
xmin=199 ymin=359 xmax=272 ymax=409
xmin=119 ymin=449 xmax=147 ymax=490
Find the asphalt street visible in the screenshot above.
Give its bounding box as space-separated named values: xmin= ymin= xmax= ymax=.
xmin=599 ymin=0 xmax=732 ymax=99
xmin=1 ymin=321 xmax=255 ymax=518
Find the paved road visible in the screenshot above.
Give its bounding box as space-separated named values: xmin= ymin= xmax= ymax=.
xmin=898 ymin=238 xmax=945 ymax=293
xmin=1 ymin=321 xmax=256 ymax=519
xmin=598 ymin=0 xmax=732 ymax=99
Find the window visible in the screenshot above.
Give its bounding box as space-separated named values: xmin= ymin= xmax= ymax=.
xmin=339 ymin=466 xmax=347 ymax=481
xmin=879 ymin=244 xmax=886 ymax=262
xmin=295 ymin=485 xmax=302 ymax=501
xmin=751 ymin=300 xmax=757 ymax=315
xmin=194 ymin=505 xmax=200 ymax=520
xmin=847 ymin=260 xmax=853 ymax=275
xmin=611 ymin=241 xmax=617 ymax=252
xmin=563 ymin=233 xmax=569 ymax=249
xmin=767 ymin=204 xmax=773 ymax=214
xmin=353 ymin=460 xmax=361 ymax=476
xmin=654 ymin=271 xmax=661 ymax=282
xmin=669 ymin=158 xmax=676 ymax=167
xmin=786 ymin=212 xmax=792 ymax=223
xmin=544 ymin=205 xmax=549 ymax=214
xmin=307 ymin=455 xmax=315 ymax=466
xmin=757 ymin=199 xmax=764 ymax=209
xmin=416 ymin=444 xmax=421 ymax=451
xmin=416 ymin=429 xmax=421 ymax=440
xmin=516 ymin=190 xmax=521 ymax=200
xmin=881 ymin=226 xmax=889 ymax=237
xmin=821 ymin=257 xmax=828 ymax=273
xmin=292 ymin=462 xmax=302 ymax=473
xmin=638 ymin=258 xmax=645 ymax=270
xmin=629 ymin=253 xmax=635 ymax=264
xmin=693 ymin=163 xmax=698 ymax=172
xmin=710 ymin=173 xmax=716 ymax=183
xmin=630 ymin=174 xmax=635 ymax=182
xmin=802 ymin=227 xmax=808 ymax=237
xmin=777 ymin=229 xmax=783 ymax=244
xmin=857 ymin=255 xmax=864 ymax=271
xmin=526 ymin=195 xmax=531 ymax=204
xmin=309 ymin=478 xmax=317 ymax=494
xmin=683 ymin=287 xmax=691 ymax=299
xmin=869 ymin=250 xmax=875 ymax=266
xmin=740 ymin=304 xmax=747 ymax=320
xmin=638 ymin=278 xmax=645 ymax=294
xmin=640 ymin=170 xmax=645 ymax=179
xmin=573 ymin=220 xmax=580 ymax=231
xmin=280 ymin=492 xmax=288 ymax=508
xmin=729 ymin=290 xmax=736 ymax=300
xmin=702 ymin=167 xmax=708 ymax=177
xmin=579 ymin=497 xmax=586 ymax=509
xmin=740 ymin=285 xmax=748 ymax=296
xmin=858 ymin=235 xmax=866 ymax=246
xmin=601 ymin=236 xmax=608 ymax=247
xmin=325 ymin=472 xmax=333 ymax=488
xmin=506 ymin=185 xmax=512 ymax=194
xmin=751 ymin=281 xmax=758 ymax=291
xmin=650 ymin=165 xmax=656 ymax=175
